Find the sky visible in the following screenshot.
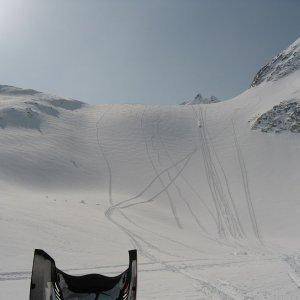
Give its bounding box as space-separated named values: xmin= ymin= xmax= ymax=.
xmin=0 ymin=0 xmax=299 ymax=105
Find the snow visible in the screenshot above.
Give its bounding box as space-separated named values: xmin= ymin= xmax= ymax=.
xmin=0 ymin=39 xmax=300 ymax=299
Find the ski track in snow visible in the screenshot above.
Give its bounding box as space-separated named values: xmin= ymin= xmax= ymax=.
xmin=97 ymin=108 xmax=245 ymax=299
xmin=154 ymin=112 xmax=209 ymax=234
xmin=1 ymin=102 xmax=297 ymax=298
xmin=192 ymin=105 xmax=244 ymax=240
xmin=204 ymin=111 xmax=246 ymax=240
xmin=231 ymin=119 xmax=262 ymax=243
xmin=1 ymin=57 xmax=300 ymax=299
xmin=140 ymin=108 xmax=183 ymax=229
xmin=96 ymin=108 xmax=113 ymax=206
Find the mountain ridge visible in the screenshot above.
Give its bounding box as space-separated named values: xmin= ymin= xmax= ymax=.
xmin=251 ymin=37 xmax=300 ymax=87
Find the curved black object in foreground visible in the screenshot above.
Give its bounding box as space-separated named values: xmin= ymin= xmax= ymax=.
xmin=29 ymin=249 xmax=137 ymax=300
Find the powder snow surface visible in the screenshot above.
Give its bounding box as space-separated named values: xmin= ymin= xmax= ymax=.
xmin=0 ymin=48 xmax=300 ymax=298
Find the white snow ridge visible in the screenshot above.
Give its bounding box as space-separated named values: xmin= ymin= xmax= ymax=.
xmin=1 ymin=38 xmax=300 ymax=299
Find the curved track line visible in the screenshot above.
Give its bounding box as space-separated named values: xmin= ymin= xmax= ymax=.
xmin=97 ymin=106 xmax=243 ymax=299
xmin=109 ymin=146 xmax=197 ymax=211
xmin=140 ymin=109 xmax=182 ymax=229
xmin=96 ymin=108 xmax=113 ymax=206
xmin=154 ymin=113 xmax=210 ymax=234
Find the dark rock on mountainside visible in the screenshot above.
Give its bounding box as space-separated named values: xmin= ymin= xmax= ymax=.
xmin=180 ymin=93 xmax=220 ymax=105
xmin=251 ymin=38 xmax=300 ymax=87
xmin=252 ymin=100 xmax=300 ymax=133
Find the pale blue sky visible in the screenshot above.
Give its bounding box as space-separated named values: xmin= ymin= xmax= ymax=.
xmin=0 ymin=0 xmax=299 ymax=104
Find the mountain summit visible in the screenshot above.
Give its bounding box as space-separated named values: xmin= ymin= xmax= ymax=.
xmin=180 ymin=93 xmax=219 ymax=105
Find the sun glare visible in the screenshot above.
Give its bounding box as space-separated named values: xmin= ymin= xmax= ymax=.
xmin=0 ymin=0 xmax=28 ymax=35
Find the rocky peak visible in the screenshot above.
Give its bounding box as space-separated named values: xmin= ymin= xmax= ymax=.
xmin=180 ymin=93 xmax=220 ymax=105
xmin=251 ymin=37 xmax=300 ymax=87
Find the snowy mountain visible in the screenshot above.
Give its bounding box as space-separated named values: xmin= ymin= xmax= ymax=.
xmin=251 ymin=37 xmax=300 ymax=87
xmin=0 ymin=85 xmax=85 ymax=131
xmin=1 ymin=38 xmax=300 ymax=299
xmin=180 ymin=93 xmax=220 ymax=105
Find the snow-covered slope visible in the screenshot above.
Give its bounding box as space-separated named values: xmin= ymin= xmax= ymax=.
xmin=1 ymin=39 xmax=300 ymax=299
